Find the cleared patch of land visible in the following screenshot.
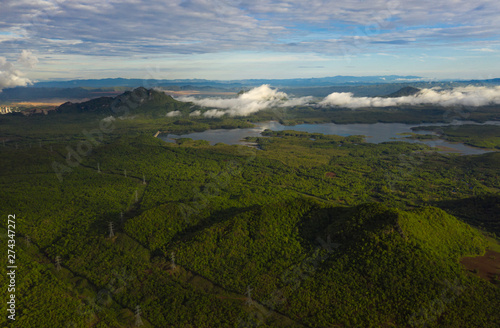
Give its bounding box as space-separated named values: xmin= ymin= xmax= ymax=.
xmin=461 ymin=249 xmax=500 ymax=284
xmin=13 ymin=101 xmax=68 ymax=107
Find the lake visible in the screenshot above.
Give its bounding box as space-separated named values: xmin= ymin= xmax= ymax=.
xmin=158 ymin=121 xmax=500 ymax=155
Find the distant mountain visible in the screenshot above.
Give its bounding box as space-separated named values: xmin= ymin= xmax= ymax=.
xmin=56 ymin=87 xmax=192 ymax=116
xmin=458 ymin=78 xmax=500 ymax=85
xmin=0 ymin=87 xmax=119 ymax=102
xmin=385 ymin=86 xmax=421 ymax=98
xmin=31 ymin=78 xmax=239 ymax=89
xmin=4 ymin=77 xmax=500 ymax=104
xmin=30 ymin=75 xmax=425 ymax=89
xmin=223 ymin=75 xmax=425 ymax=87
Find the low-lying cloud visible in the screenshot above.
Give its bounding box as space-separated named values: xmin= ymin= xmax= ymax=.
xmin=180 ymin=84 xmax=312 ymax=117
xmin=166 ymin=110 xmax=182 ymax=117
xmin=177 ymin=85 xmax=500 ymax=117
xmin=319 ymin=86 xmax=500 ymax=108
xmin=0 ymin=55 xmax=32 ymax=92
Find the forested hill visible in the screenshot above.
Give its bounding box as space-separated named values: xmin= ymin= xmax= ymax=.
xmin=56 ymin=87 xmax=190 ymax=116
xmin=385 ymin=86 xmax=421 ymax=97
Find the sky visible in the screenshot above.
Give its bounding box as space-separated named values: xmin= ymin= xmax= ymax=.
xmin=1 ymin=0 xmax=500 ymax=86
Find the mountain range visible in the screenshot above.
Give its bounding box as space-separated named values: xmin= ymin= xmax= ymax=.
xmin=28 ymin=75 xmax=425 ymax=89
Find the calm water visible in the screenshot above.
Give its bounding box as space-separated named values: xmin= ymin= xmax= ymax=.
xmin=159 ymin=121 xmax=500 ymax=155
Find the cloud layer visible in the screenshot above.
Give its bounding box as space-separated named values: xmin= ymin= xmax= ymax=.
xmin=0 ymin=1 xmax=499 ymax=80
xmin=180 ymin=84 xmax=312 ymax=117
xmin=319 ymin=86 xmax=500 ymax=108
xmin=176 ymin=85 xmax=500 ymax=116
xmin=1 ymin=0 xmax=499 ymax=57
xmin=0 ymin=53 xmax=33 ymax=91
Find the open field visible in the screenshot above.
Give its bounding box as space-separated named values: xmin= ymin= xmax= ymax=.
xmin=13 ymin=101 xmax=73 ymax=107
xmin=461 ymin=250 xmax=500 ymax=284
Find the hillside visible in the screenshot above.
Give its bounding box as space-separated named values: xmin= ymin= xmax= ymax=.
xmin=161 ymin=200 xmax=492 ymax=327
xmin=0 ymin=120 xmax=499 ymax=326
xmin=386 ymin=86 xmax=421 ymax=98
xmin=56 ymin=87 xmax=191 ymax=117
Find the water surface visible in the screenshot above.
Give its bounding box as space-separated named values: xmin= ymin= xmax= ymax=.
xmin=159 ymin=121 xmax=500 ymax=155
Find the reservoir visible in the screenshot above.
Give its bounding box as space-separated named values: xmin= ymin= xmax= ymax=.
xmin=158 ymin=121 xmax=500 ymax=155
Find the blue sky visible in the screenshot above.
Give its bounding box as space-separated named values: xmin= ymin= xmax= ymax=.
xmin=0 ymin=0 xmax=499 ymax=85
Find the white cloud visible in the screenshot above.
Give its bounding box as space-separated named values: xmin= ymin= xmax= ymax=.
xmin=43 ymin=38 xmax=84 ymax=45
xmin=0 ymin=0 xmax=499 ymax=80
xmin=0 ymin=0 xmax=276 ymax=56
xmin=180 ymin=84 xmax=312 ymax=117
xmin=202 ymin=109 xmax=227 ymax=118
xmin=166 ymin=110 xmax=181 ymax=117
xmin=102 ymin=115 xmax=116 ymax=122
xmin=17 ymin=50 xmax=38 ymax=68
xmin=0 ymin=55 xmax=31 ymax=91
xmin=1 ymin=0 xmax=499 ymax=58
xmin=319 ymin=86 xmax=500 ymax=108
xmin=469 ymin=48 xmax=496 ymax=52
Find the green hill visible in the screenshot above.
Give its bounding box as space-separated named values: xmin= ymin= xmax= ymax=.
xmin=137 ymin=200 xmax=492 ymax=327
xmin=56 ymin=96 xmax=115 ymax=113
xmin=385 ymin=86 xmax=421 ymax=98
xmin=56 ymin=87 xmax=192 ymax=117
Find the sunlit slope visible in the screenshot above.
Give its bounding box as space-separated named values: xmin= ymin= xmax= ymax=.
xmin=130 ymin=199 xmax=497 ymax=327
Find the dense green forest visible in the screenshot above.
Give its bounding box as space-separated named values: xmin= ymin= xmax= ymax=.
xmin=412 ymin=124 xmax=500 ymax=150
xmin=0 ymin=89 xmax=499 ymax=327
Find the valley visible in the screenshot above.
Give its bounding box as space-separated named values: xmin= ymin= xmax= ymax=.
xmin=0 ymin=87 xmax=499 ymax=327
